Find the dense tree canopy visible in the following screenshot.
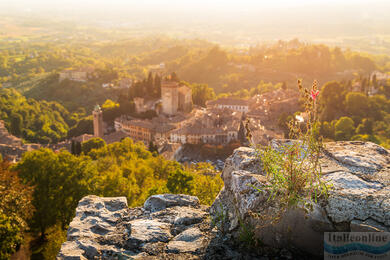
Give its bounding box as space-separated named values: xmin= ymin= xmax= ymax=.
xmin=13 ymin=149 xmax=98 ymax=234
xmin=0 ymin=88 xmax=71 ymax=143
xmin=317 ymin=78 xmax=390 ymax=147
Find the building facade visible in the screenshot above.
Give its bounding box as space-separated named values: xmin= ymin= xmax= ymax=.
xmin=59 ymin=67 xmax=95 ymax=82
xmin=161 ymin=81 xmax=192 ymax=115
xmin=114 ymin=116 xmax=176 ymax=144
xmin=206 ymin=98 xmax=249 ymax=113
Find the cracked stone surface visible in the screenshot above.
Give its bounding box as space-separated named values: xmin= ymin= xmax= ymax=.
xmin=211 ymin=141 xmax=390 ymax=257
xmin=60 ymin=194 xmax=285 ymax=259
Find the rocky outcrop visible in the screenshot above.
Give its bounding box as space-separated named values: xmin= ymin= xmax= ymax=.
xmin=58 ymin=194 xmax=266 ymax=259
xmin=59 ymin=141 xmax=390 ymax=259
xmin=211 ymin=141 xmax=390 ymax=257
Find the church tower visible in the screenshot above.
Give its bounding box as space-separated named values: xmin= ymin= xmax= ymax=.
xmin=93 ymin=105 xmax=104 ymax=138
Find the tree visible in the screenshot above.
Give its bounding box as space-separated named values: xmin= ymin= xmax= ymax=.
xmin=102 ymin=99 xmax=121 ymax=122
xmin=146 ymin=72 xmax=154 ymax=96
xmin=319 ymin=121 xmax=335 ymax=139
xmin=167 ymin=169 xmax=194 ymax=194
xmin=154 ymin=74 xmax=162 ymax=98
xmin=68 ymin=117 xmax=93 ymax=138
xmin=75 ymin=141 xmax=82 ymax=156
xmin=356 ymin=118 xmax=373 ymax=135
xmin=319 ymin=81 xmax=346 ymax=121
xmin=335 ymin=117 xmax=355 ymax=140
xmin=42 ymin=224 xmax=67 ymax=260
xmin=13 ymin=149 xmax=98 ymax=235
xmin=0 ymin=88 xmax=70 ymax=143
xmin=148 ymin=141 xmax=158 ymax=154
xmin=81 ymin=137 xmax=106 ymax=155
xmin=0 ymin=161 xmax=33 ymax=259
xmin=372 ymin=74 xmax=378 ymax=88
xmin=9 ymin=113 xmax=23 ymax=136
xmin=191 ymin=83 xmax=216 ymax=107
xmin=345 ymin=92 xmax=369 ymax=120
xmin=0 ymin=214 xmax=22 ymax=260
xmin=170 ymin=72 xmax=180 ymax=82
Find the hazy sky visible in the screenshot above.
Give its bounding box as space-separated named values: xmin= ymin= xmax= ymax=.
xmin=1 ymin=0 xmax=389 ymax=42
xmin=1 ymin=0 xmax=388 ymax=13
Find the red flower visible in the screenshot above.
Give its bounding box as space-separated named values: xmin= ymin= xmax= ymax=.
xmin=311 ymin=90 xmax=319 ymax=101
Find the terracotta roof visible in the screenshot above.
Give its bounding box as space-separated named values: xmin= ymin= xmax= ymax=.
xmin=124 ymin=120 xmax=152 ymax=129
xmin=154 ymin=124 xmax=176 ymax=133
xmin=103 ymin=131 xmax=129 ymax=144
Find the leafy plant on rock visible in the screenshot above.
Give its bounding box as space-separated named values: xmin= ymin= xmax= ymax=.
xmin=250 ymin=80 xmax=331 ymax=219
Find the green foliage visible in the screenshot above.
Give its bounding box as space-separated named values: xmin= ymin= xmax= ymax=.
xmin=13 ymin=149 xmax=98 ymax=234
xmin=41 ymin=224 xmax=67 ymax=260
xmin=238 ymin=221 xmax=259 ymax=250
xmin=345 ymin=92 xmax=369 ymax=120
xmin=335 ymin=117 xmax=355 ymax=141
xmin=25 ymin=74 xmax=116 ymax=113
xmin=0 ymin=88 xmax=71 ymax=143
xmin=129 ymin=73 xmax=161 ymax=100
xmin=0 ymin=213 xmax=23 ymax=260
xmin=0 ymin=161 xmax=34 ymax=259
xmin=356 ymin=118 xmax=374 ymax=135
xmin=167 ymin=169 xmax=195 ymax=194
xmin=318 ymin=79 xmax=390 ymax=147
xmin=81 ymin=137 xmax=106 ymax=155
xmin=190 ymin=83 xmax=216 ymax=107
xmin=319 ymin=81 xmax=346 ymax=121
xmin=68 ymin=116 xmax=93 ymax=138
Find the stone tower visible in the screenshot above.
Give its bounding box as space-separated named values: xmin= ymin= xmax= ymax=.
xmin=93 ymin=105 xmax=104 ymax=138
xmin=161 ymin=81 xmax=179 ymax=115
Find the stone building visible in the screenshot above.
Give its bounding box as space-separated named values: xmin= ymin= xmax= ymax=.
xmin=0 ymin=120 xmax=41 ymax=161
xmin=59 ymin=67 xmax=95 ymax=82
xmin=93 ymin=105 xmax=104 ymax=138
xmin=206 ymin=98 xmax=249 ymax=113
xmin=161 ymin=81 xmax=192 ymax=115
xmin=114 ymin=116 xmax=176 ymax=145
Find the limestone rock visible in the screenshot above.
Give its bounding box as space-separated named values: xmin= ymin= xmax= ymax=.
xmin=211 ymin=141 xmax=390 ymax=257
xmin=144 ymin=194 xmax=200 ymax=212
xmin=58 ymin=194 xmax=260 ymax=259
xmin=129 ymin=219 xmax=172 ymax=243
xmin=166 ymin=227 xmax=205 ymax=254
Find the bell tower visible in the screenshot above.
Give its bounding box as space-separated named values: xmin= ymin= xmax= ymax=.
xmin=93 ymin=105 xmax=104 ymax=137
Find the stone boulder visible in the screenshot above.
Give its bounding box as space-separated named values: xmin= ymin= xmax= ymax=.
xmin=58 ymin=194 xmax=264 ymax=259
xmin=144 ymin=194 xmax=200 ymax=212
xmin=211 ymin=141 xmax=390 ymax=257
